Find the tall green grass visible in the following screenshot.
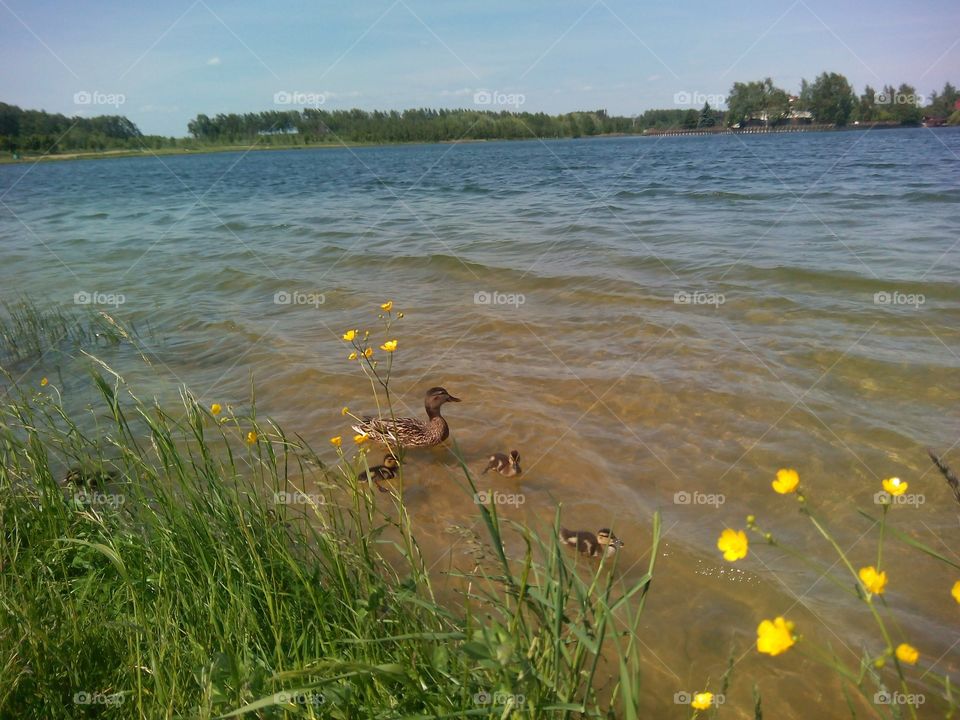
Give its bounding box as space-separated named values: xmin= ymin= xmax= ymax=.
xmin=0 ymin=303 xmax=660 ymax=719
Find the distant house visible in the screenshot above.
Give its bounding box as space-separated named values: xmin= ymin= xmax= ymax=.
xmin=922 ymin=116 xmax=947 ymax=127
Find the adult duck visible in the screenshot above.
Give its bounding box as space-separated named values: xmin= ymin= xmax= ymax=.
xmin=352 ymin=386 xmax=460 ymax=448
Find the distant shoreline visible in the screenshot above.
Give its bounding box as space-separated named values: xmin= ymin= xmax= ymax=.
xmin=0 ymin=124 xmax=950 ymax=166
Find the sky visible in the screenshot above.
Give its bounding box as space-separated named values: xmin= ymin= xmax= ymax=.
xmin=1 ymin=0 xmax=958 ymax=136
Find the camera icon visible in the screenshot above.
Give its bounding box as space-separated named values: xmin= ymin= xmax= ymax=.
xmin=674 ymin=691 xmax=692 ymax=704
xmin=74 ymin=291 xmax=91 ymax=305
xmin=274 ymin=290 xmax=292 ymax=305
xmin=874 ymin=690 xmax=891 ymax=705
xmin=473 ymin=691 xmax=492 ymax=705
xmin=273 ymin=91 xmax=292 ymax=105
xmin=473 ymin=90 xmax=492 ymax=105
xmin=474 ymin=491 xmax=490 ymax=504
xmin=474 ymin=290 xmax=492 ymax=305
xmin=873 ymin=291 xmax=891 ymax=305
xmin=73 ymin=691 xmax=91 ymax=704
xmin=673 ymin=290 xmax=691 ymax=304
xmin=73 ymin=91 xmax=92 ymax=105
xmin=673 ymin=491 xmax=691 ymax=505
xmin=873 ymin=490 xmax=891 ymax=505
xmin=673 ymin=91 xmax=692 ymax=105
xmin=876 ymin=92 xmax=890 ymax=105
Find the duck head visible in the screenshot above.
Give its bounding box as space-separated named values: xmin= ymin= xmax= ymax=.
xmin=596 ymin=528 xmax=624 ymax=554
xmin=424 ymin=386 xmax=460 ymax=417
xmin=382 ymin=454 xmax=399 ymax=469
xmin=509 ymin=449 xmax=521 ymax=473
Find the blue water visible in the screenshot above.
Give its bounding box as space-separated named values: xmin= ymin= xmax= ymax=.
xmin=2 ymin=128 xmax=959 ymax=716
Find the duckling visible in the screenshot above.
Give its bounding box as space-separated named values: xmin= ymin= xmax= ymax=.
xmin=482 ymin=450 xmax=521 ymax=477
xmin=361 ymin=454 xmax=399 ymax=493
xmin=64 ymin=466 xmax=118 ymax=489
xmin=352 ymin=387 xmax=460 ymax=448
xmin=559 ymin=527 xmax=624 ymax=558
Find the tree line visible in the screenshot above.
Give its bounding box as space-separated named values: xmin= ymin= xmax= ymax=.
xmin=1 ymin=72 xmax=957 ymax=155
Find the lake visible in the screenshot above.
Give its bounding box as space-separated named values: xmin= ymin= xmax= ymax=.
xmin=1 ymin=128 xmax=958 ymax=717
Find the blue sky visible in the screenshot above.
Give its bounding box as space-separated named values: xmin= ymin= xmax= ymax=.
xmin=1 ymin=0 xmax=958 ymax=136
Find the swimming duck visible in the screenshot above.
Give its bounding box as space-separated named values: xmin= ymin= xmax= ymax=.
xmin=482 ymin=450 xmax=521 ymax=477
xmin=64 ymin=466 xmax=118 ymax=488
xmin=559 ymin=527 xmax=624 ymax=558
xmin=352 ymin=387 xmax=460 ymax=448
xmin=361 ymin=454 xmax=399 ymax=493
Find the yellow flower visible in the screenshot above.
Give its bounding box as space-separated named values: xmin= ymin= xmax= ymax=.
xmin=858 ymin=566 xmax=888 ymax=595
xmin=363 ymin=347 xmax=373 ymax=358
xmin=380 ymin=339 xmax=398 ymax=353
xmin=691 ymin=692 xmax=713 ymax=710
xmin=772 ymin=468 xmax=799 ymax=494
xmin=40 ymin=377 xmax=48 ymax=387
xmin=210 ymin=403 xmax=222 ymax=416
xmin=952 ymin=580 xmax=960 ymax=604
xmin=895 ymin=643 xmax=919 ymax=665
xmin=348 ymin=351 xmax=358 ymax=360
xmin=330 ymin=436 xmax=342 ymax=447
xmin=717 ymin=529 xmax=748 ymax=562
xmin=342 ymin=329 xmax=357 ymax=341
xmin=756 ymin=617 xmax=796 ymax=656
xmin=397 ymin=311 xmax=404 ymax=318
xmin=245 ymin=431 xmax=257 ymax=445
xmin=882 ymin=477 xmax=908 ymax=496
xmin=381 ymin=300 xmax=393 ymax=312
xmin=341 ymin=406 xmax=349 ymax=416
xmin=353 ymin=434 xmax=368 ymax=444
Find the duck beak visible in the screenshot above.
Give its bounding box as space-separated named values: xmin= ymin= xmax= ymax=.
xmin=446 ymin=394 xmax=461 ymax=402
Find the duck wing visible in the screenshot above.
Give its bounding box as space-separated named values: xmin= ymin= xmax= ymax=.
xmin=353 ymin=416 xmax=432 ymax=446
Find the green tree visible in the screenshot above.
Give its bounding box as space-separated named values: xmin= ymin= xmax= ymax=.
xmin=726 ymin=78 xmax=789 ymax=126
xmin=809 ymin=72 xmax=856 ymax=125
xmin=697 ymin=102 xmax=716 ymax=128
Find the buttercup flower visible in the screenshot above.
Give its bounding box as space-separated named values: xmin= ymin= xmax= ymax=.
xmin=895 ymin=643 xmax=919 ymax=665
xmin=756 ymin=617 xmax=796 ymax=656
xmin=380 ymin=339 xmax=398 ymax=353
xmin=210 ymin=403 xmax=222 ymax=416
xmin=397 ymin=311 xmax=404 ymax=318
xmin=353 ymin=434 xmax=368 ymax=444
xmin=717 ymin=529 xmax=748 ymax=562
xmin=882 ymin=477 xmax=908 ymax=496
xmin=363 ymin=347 xmax=373 ymax=358
xmin=381 ymin=300 xmax=393 ymax=312
xmin=342 ymin=329 xmax=357 ymax=342
xmin=245 ymin=431 xmax=257 ymax=445
xmin=772 ymin=468 xmax=800 ymax=494
xmin=348 ymin=351 xmax=358 ymax=360
xmin=952 ymin=580 xmax=960 ymax=604
xmin=691 ymin=692 xmax=713 ymax=711
xmin=330 ymin=436 xmax=342 ymax=447
xmin=341 ymin=406 xmax=349 ymax=416
xmin=40 ymin=377 xmax=48 ymax=387
xmin=858 ymin=566 xmax=888 ymax=595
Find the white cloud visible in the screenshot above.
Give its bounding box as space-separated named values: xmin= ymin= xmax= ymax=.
xmin=207 ymin=56 xmax=221 ymax=66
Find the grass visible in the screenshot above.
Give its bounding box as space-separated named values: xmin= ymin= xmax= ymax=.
xmin=0 ymin=302 xmax=660 ymax=719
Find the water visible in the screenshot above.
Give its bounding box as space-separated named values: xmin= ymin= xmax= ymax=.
xmin=2 ymin=129 xmax=959 ymax=716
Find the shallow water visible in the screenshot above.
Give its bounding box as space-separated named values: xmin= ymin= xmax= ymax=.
xmin=2 ymin=128 xmax=959 ymax=716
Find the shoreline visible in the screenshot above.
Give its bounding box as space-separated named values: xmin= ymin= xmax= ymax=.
xmin=0 ymin=124 xmax=951 ymax=166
